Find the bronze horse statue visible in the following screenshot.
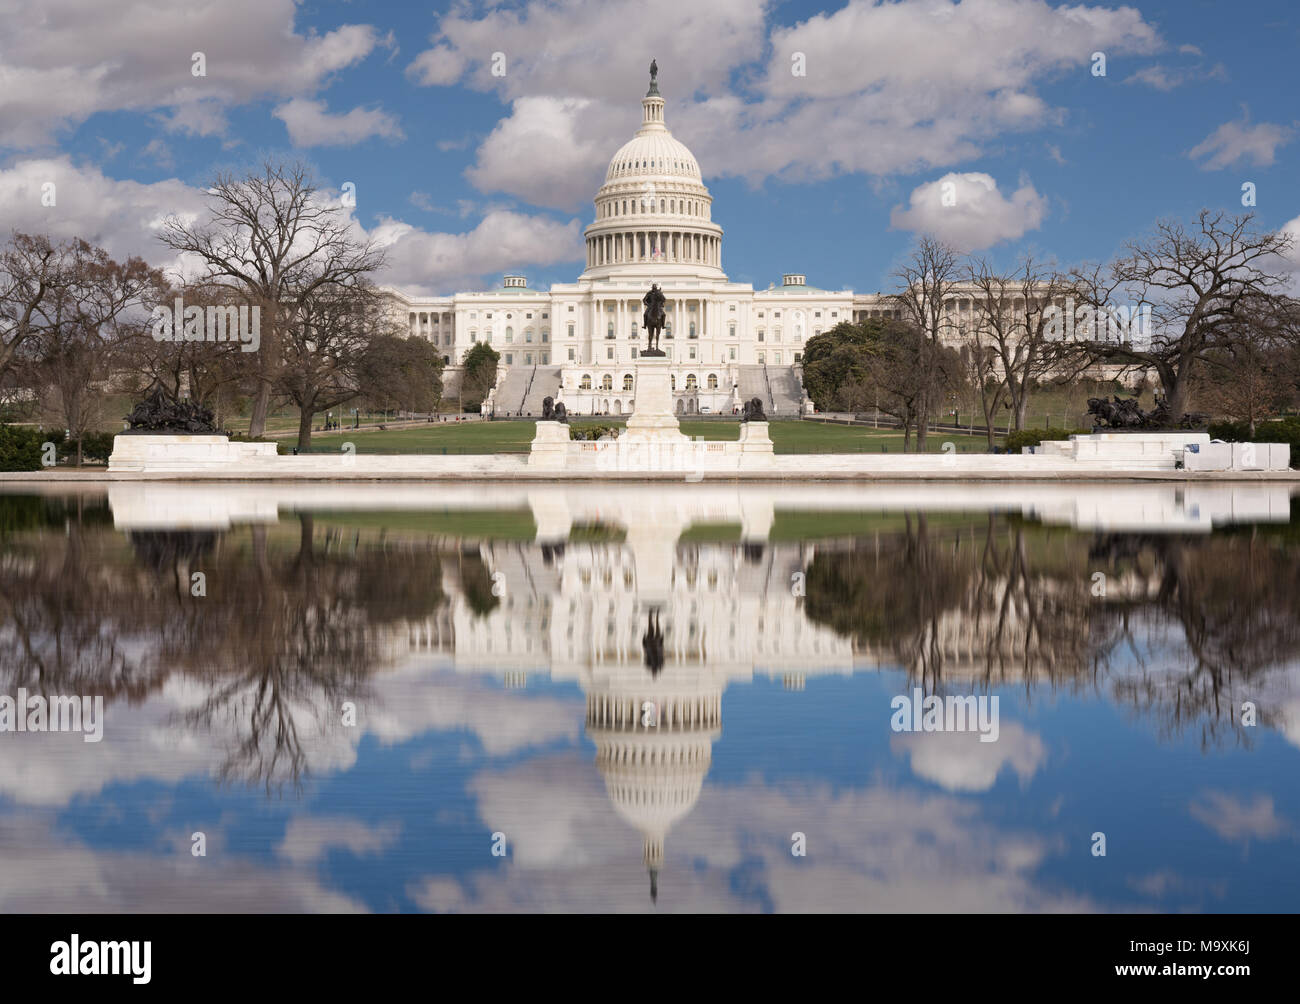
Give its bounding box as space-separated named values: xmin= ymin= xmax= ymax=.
xmin=642 ymin=283 xmax=666 ymax=354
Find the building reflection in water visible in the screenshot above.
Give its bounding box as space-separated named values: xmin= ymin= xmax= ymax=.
xmin=3 ymin=481 xmax=1296 ymax=903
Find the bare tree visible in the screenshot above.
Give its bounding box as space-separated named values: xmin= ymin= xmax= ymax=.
xmin=891 ymin=236 xmax=963 ymax=449
xmin=26 ymin=240 xmax=158 ymax=464
xmin=969 ymin=255 xmax=1086 ymax=430
xmin=1080 ymin=211 xmax=1294 ymax=423
xmin=158 ymin=161 xmax=384 ymax=437
xmin=278 ymin=281 xmax=393 ymax=450
xmin=0 ymin=233 xmax=59 ymax=381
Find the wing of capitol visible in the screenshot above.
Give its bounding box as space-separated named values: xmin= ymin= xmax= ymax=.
xmin=388 ymin=65 xmax=1123 ymax=418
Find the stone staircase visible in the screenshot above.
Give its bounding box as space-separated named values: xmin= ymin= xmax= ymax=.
xmin=735 ymin=365 xmax=770 ymax=413
xmin=766 ymin=365 xmax=804 ymax=416
xmin=519 ymin=366 xmax=562 ymax=417
xmin=491 ymin=366 xmax=534 ymax=416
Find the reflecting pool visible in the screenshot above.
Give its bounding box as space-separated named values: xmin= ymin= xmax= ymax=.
xmin=1 ymin=482 xmax=1298 ymax=912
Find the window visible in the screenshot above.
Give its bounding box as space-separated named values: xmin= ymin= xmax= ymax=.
xmin=758 ymin=352 xmax=766 ymax=363
xmin=541 ymin=352 xmax=549 ymax=364
xmin=729 ymin=324 xmax=736 ymax=338
xmin=606 ymin=346 xmax=614 ymax=359
xmin=568 ymin=305 xmax=575 ymax=312
xmin=623 ymin=374 xmax=633 ymax=391
xmin=542 ymin=329 xmax=549 ymax=342
xmin=707 ymin=373 xmax=718 ymax=389
xmin=525 ymin=328 xmax=533 ymax=343
xmin=601 ymin=374 xmax=613 ymax=390
xmin=580 ymin=374 xmax=592 ymax=389
xmin=542 ymin=312 xmax=549 ymax=319
xmin=773 ymin=352 xmax=782 ymax=364
xmin=568 ymin=348 xmax=575 ymax=361
xmin=814 ymin=311 xmax=821 ymax=318
xmin=526 ymin=312 xmax=533 ymax=319
xmin=728 ymin=347 xmax=736 ymax=361
xmin=758 ymin=330 xmax=765 ymax=342
xmin=685 ymin=374 xmax=698 ymax=389
xmin=567 ymin=324 xmax=574 ymax=337
xmin=689 ymin=322 xmax=696 ymax=339
xmin=505 ymin=326 xmax=514 ymax=343
xmin=670 ymin=375 xmax=676 ymax=390
xmin=505 ymin=353 xmax=513 ymax=364
xmin=689 ymin=346 xmax=696 ymax=359
xmin=525 ymin=352 xmax=533 ymax=364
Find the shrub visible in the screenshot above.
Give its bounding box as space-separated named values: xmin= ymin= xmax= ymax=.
xmin=569 ymin=424 xmax=621 ymax=441
xmin=0 ymin=424 xmax=47 ymax=471
xmin=74 ymin=431 xmax=116 ymax=464
xmin=1004 ymin=427 xmax=1090 ymax=453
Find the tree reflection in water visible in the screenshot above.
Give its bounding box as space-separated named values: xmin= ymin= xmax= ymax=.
xmin=0 ymin=499 xmax=450 ymax=792
xmin=803 ymin=512 xmax=1300 ymax=748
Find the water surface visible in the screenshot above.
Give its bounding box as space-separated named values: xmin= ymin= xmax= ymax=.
xmin=1 ymin=482 xmax=1297 ymax=912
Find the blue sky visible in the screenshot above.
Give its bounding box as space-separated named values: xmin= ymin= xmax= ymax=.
xmin=3 ymin=0 xmax=1298 ymax=296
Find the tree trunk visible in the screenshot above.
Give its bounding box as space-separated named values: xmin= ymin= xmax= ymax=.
xmin=297 ymin=406 xmax=314 ymax=452
xmin=249 ymin=379 xmax=272 ymax=438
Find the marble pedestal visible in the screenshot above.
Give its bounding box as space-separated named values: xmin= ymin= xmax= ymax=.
xmin=624 ymin=357 xmax=687 ymax=446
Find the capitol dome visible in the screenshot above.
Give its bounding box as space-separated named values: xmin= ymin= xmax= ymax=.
xmin=582 ymin=63 xmax=725 ymax=280
xmin=604 ymin=131 xmax=701 ymax=184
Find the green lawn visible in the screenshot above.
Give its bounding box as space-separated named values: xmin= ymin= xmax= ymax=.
xmin=294 ymin=419 xmax=994 ymax=455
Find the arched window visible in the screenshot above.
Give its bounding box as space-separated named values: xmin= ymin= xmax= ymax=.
xmin=707 ymin=373 xmax=718 ymax=389
xmin=670 ymin=199 xmax=676 ymax=212
xmin=670 ymin=375 xmax=677 ymax=390
xmin=686 ymin=374 xmax=698 ymax=389
xmin=623 ymin=374 xmax=633 ymax=391
xmin=580 ymin=374 xmax=592 ymax=390
xmin=525 ymin=327 xmax=533 ymax=343
xmin=505 ymin=326 xmax=514 ymax=343
xmin=689 ymin=321 xmax=696 ymax=338
xmin=607 ymin=321 xmax=614 ymax=339
xmin=601 ymin=374 xmax=613 ymax=390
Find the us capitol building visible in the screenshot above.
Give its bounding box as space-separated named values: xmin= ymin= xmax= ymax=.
xmin=388 ymin=64 xmax=910 ymax=418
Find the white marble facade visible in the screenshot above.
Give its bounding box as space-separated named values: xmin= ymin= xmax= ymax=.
xmin=388 ymin=69 xmax=1126 ymax=417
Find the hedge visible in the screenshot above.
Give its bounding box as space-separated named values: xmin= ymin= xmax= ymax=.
xmin=0 ymin=424 xmax=49 ymax=471
xmin=1004 ymin=427 xmax=1091 ymax=453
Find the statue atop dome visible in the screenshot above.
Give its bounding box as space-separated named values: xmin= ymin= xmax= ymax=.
xmin=647 ymin=58 xmax=660 ymax=96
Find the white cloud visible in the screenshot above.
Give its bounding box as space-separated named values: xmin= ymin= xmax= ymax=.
xmin=891 ymin=722 xmax=1048 ymax=792
xmin=889 ymin=172 xmax=1048 ymax=250
xmin=0 ymin=156 xmax=205 ymax=268
xmin=406 ymin=0 xmax=1161 ymax=207
xmin=1188 ymin=791 xmax=1289 ymax=843
xmin=273 ymin=98 xmax=404 ymax=148
xmin=369 ymin=210 xmax=584 ymax=295
xmin=409 ymin=754 xmax=1099 ymax=913
xmin=0 ymin=814 xmax=368 ymax=912
xmin=277 ymin=817 xmax=401 ymax=864
xmin=0 ymin=158 xmax=583 ymax=293
xmin=0 ymin=0 xmax=385 ymax=148
xmin=1188 ymin=117 xmax=1294 ymax=170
